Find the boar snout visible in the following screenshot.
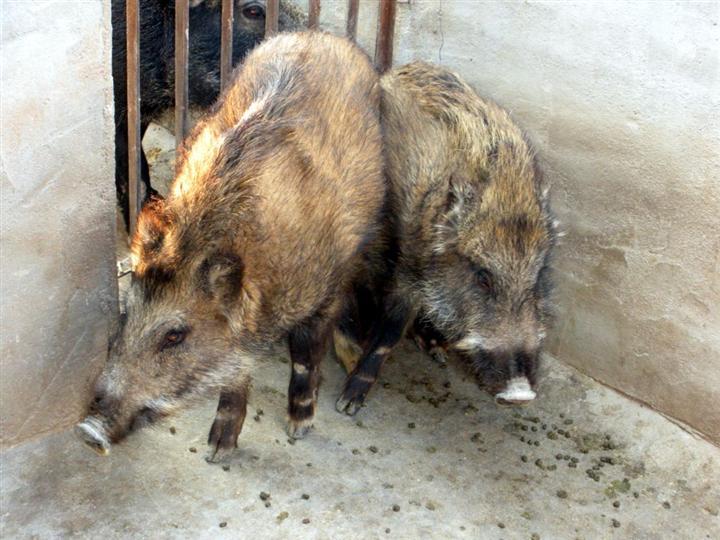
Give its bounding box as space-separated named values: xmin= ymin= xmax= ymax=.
xmin=495 ymin=350 xmax=539 ymax=406
xmin=75 ymin=416 xmax=111 ymax=456
xmin=465 ymin=347 xmax=539 ymax=406
xmin=75 ymin=388 xmax=116 ymax=456
xmin=494 ymin=376 xmax=537 ymax=406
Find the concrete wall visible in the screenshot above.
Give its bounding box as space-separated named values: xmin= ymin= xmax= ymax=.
xmin=1 ymin=1 xmax=117 ymax=447
xmin=322 ymin=1 xmax=720 ymax=443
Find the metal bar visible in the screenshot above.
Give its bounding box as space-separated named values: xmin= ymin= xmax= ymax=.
xmin=220 ymin=0 xmax=234 ymax=91
xmin=126 ymin=0 xmax=141 ymax=235
xmin=308 ymin=0 xmax=321 ymax=29
xmin=346 ymin=0 xmax=359 ymax=41
xmin=175 ymin=0 xmax=190 ymax=157
xmin=374 ymin=0 xmax=397 ymax=73
xmin=265 ymin=0 xmax=279 ymax=37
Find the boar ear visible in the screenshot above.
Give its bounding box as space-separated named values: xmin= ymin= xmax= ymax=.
xmin=198 ymin=251 xmax=244 ymax=305
xmin=446 ymin=174 xmax=479 ymax=227
xmin=131 ymin=197 xmax=169 ymax=270
xmin=189 ymin=0 xmax=206 ymax=8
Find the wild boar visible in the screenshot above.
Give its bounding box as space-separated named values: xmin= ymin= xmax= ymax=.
xmin=112 ymin=0 xmax=305 ymax=227
xmin=76 ymin=32 xmax=384 ymax=460
xmin=335 ymin=62 xmax=556 ymax=415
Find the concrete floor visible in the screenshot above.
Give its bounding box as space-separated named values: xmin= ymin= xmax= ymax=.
xmin=1 ymin=341 xmax=719 ymax=539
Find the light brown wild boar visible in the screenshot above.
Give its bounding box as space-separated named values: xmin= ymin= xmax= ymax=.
xmin=76 ymin=32 xmax=384 ymax=459
xmin=335 ymin=62 xmax=557 ymax=415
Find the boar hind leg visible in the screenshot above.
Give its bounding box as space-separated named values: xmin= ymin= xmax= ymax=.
xmin=286 ymin=314 xmax=333 ymax=439
xmin=336 ymin=298 xmax=411 ymax=416
xmin=207 ymin=383 xmax=249 ymax=461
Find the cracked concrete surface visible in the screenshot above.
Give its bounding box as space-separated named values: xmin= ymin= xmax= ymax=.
xmin=2 ymin=343 xmax=718 ymax=539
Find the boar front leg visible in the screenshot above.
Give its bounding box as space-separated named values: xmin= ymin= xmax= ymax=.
xmin=207 ymin=381 xmax=249 ymax=461
xmin=335 ymin=297 xmax=411 ymax=415
xmin=286 ymin=313 xmax=334 ymax=439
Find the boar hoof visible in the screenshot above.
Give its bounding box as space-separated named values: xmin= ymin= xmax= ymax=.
xmin=335 ymin=394 xmax=364 ymax=416
xmin=206 ymin=446 xmax=235 ymax=463
xmin=286 ymin=418 xmax=313 ymax=440
xmin=207 ymin=414 xmax=242 ymax=461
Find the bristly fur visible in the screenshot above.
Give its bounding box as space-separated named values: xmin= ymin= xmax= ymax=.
xmin=336 ymin=62 xmax=556 ymax=409
xmin=84 ymin=32 xmax=384 ymax=453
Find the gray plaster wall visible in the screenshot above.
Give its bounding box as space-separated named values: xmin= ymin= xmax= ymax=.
xmin=1 ymin=1 xmax=117 ymax=446
xmin=320 ymin=1 xmax=720 ymax=443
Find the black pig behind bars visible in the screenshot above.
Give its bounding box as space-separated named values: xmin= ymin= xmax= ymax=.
xmin=76 ymin=32 xmax=385 ymax=459
xmin=335 ymin=62 xmax=557 ymax=415
xmin=112 ymin=0 xmax=305 ymax=228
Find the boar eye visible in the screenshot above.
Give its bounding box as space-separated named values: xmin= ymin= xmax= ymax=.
xmin=475 ymin=268 xmax=494 ymax=291
xmin=242 ymin=4 xmax=265 ymax=20
xmin=160 ymin=328 xmax=188 ymax=351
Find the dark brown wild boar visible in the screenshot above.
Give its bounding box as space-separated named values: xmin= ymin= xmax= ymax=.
xmin=76 ymin=32 xmax=384 ymax=460
xmin=335 ymin=62 xmax=557 ymax=415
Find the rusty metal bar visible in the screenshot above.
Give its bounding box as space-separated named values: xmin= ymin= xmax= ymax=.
xmin=308 ymin=0 xmax=321 ymax=29
xmin=346 ymin=0 xmax=359 ymax=41
xmin=266 ymin=0 xmax=279 ymax=37
xmin=220 ymin=0 xmax=234 ymax=91
xmin=374 ymin=0 xmax=396 ymax=73
xmin=175 ymin=0 xmax=190 ymax=156
xmin=126 ymin=0 xmax=141 ymax=235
